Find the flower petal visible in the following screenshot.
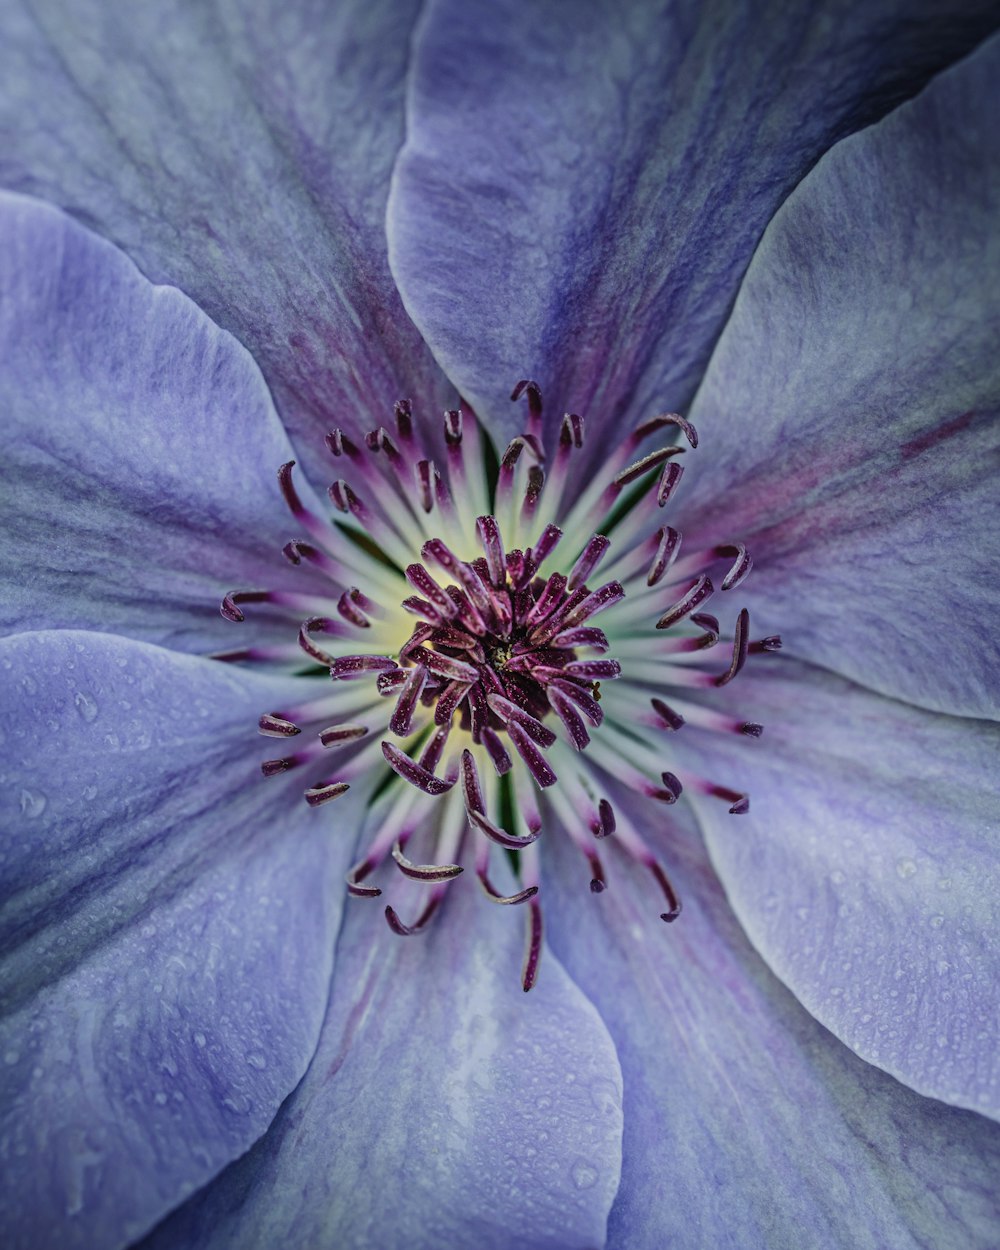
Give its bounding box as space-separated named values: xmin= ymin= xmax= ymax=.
xmin=0 ymin=0 xmax=451 ymax=471
xmin=389 ymin=0 xmax=999 ymax=447
xmin=541 ymin=797 xmax=1000 ymax=1249
xmin=0 ymin=192 xmax=333 ymax=651
xmin=139 ymin=869 xmax=623 ymax=1250
xmin=0 ymin=630 xmax=352 ymax=1250
xmin=684 ymin=32 xmax=1000 ymax=717
xmin=670 ymin=657 xmax=1000 ymax=1122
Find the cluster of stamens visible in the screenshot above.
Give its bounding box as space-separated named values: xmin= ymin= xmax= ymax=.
xmin=218 ymin=381 xmax=779 ymax=989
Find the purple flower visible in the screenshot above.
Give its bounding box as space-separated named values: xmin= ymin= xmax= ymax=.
xmin=1 ymin=2 xmax=999 ymax=1248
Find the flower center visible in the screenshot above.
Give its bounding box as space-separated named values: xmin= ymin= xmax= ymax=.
xmin=218 ymin=381 xmax=779 ymax=989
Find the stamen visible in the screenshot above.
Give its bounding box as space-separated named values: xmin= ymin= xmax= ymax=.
xmin=391 ymin=840 xmax=463 ymax=882
xmin=522 ymin=896 xmax=543 ymax=993
xmin=567 ymin=535 xmax=610 ymax=592
xmin=655 ymin=575 xmax=714 ymax=629
xmin=237 ymin=385 xmax=770 ymax=991
xmin=714 ymin=607 xmax=750 ymax=686
xmin=385 ymin=895 xmax=444 ymax=936
xmin=258 ymin=713 xmax=301 ymax=738
xmin=304 ymin=781 xmax=350 ymax=807
xmin=382 ymin=741 xmax=455 ymax=795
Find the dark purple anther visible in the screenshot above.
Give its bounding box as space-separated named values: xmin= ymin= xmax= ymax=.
xmin=656 ymin=575 xmax=714 ymax=629
xmin=469 ymin=808 xmax=540 ymax=850
xmin=477 ymin=515 xmax=506 ymax=586
xmin=549 ymin=678 xmax=603 ymax=726
xmin=529 ymin=522 xmax=563 ymax=569
xmin=482 ymin=727 xmax=513 ymax=776
xmin=660 ymin=772 xmax=683 ymax=803
xmin=561 ymin=581 xmax=625 ymax=629
xmin=716 ymin=543 xmax=753 ymax=591
xmin=549 ymin=687 xmax=590 ymax=750
xmin=651 ymin=698 xmax=686 ymax=731
xmin=391 ymin=839 xmax=463 ymax=882
xmin=510 ymin=378 xmax=543 ymax=436
xmin=444 ymin=408 xmax=463 ymax=445
xmin=508 ymin=722 xmax=557 ymax=788
xmin=337 ymin=588 xmax=371 ymax=628
xmin=389 ymin=664 xmax=428 ymax=736
xmin=552 ymin=626 xmax=609 ymax=651
xmin=385 ymin=895 xmax=444 ymax=937
xmin=631 ymin=412 xmax=698 ymax=449
xmin=319 ymin=724 xmax=369 ymax=746
xmin=656 ymin=461 xmax=684 ymax=507
xmin=382 ymin=741 xmax=455 ymax=795
xmin=478 ymin=870 xmax=539 ymax=905
xmin=394 ymin=398 xmax=414 ymax=443
xmin=647 ymin=527 xmax=681 ymax=586
xmin=325 ymin=428 xmax=360 ymax=459
xmin=305 ymin=781 xmax=350 ymax=807
xmin=615 ymin=445 xmax=684 ymax=489
xmin=523 ymin=466 xmax=545 ymax=519
xmin=567 ymin=534 xmax=611 ymax=591
xmin=559 ymin=412 xmax=585 ymax=448
xmin=564 ymin=658 xmax=621 ymax=680
xmin=406 ymin=564 xmax=459 ymax=619
xmin=715 ymin=607 xmax=750 ymax=686
xmin=261 ymin=756 xmax=297 ymax=777
xmin=258 ymin=713 xmax=301 ymax=738
xmin=331 ymin=654 xmax=397 ymax=680
xmin=690 ymin=612 xmax=720 ymax=646
xmin=460 ymin=748 xmax=485 ymax=815
xmin=417 ymin=459 xmax=435 ymax=513
xmin=522 ymin=899 xmax=544 ymax=992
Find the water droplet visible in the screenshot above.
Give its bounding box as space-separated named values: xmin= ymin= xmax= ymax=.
xmin=74 ymin=691 xmax=99 ymax=723
xmin=589 ymin=1077 xmax=621 ymax=1116
xmin=246 ymin=1053 xmax=267 ymax=1070
xmin=570 ymin=1159 xmax=598 ymax=1190
xmin=82 ymin=785 xmax=97 ymax=801
xmin=193 ymin=1032 xmax=207 ymax=1049
xmin=19 ymin=789 xmax=47 ymax=819
xmin=928 ymin=914 xmax=945 ymax=929
xmin=154 ymin=1092 xmax=168 ymax=1107
xmin=895 ymin=858 xmax=917 ymax=880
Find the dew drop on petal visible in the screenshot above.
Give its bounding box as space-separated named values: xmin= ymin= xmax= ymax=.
xmin=19 ymin=789 xmax=47 ymax=819
xmin=73 ymin=691 xmax=99 ymax=722
xmin=570 ymin=1159 xmax=599 ymax=1190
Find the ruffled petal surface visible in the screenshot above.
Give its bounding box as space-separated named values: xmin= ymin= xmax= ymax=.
xmin=389 ymin=0 xmax=998 ymax=448
xmin=0 ymin=631 xmax=351 ymax=1250
xmin=141 ymin=871 xmax=623 ymax=1250
xmin=540 ymin=799 xmax=1000 ymax=1250
xmin=666 ymin=657 xmax=1000 ymax=1121
xmin=0 ymin=0 xmax=451 ymax=472
xmin=683 ymin=33 xmax=1000 ymax=717
xmin=0 ymin=193 xmax=332 ymax=651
